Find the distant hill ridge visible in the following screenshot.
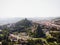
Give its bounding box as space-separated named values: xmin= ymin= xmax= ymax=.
xmin=0 ymin=18 xmax=34 ymax=32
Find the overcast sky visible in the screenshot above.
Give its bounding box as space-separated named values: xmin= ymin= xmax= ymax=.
xmin=0 ymin=0 xmax=60 ymax=18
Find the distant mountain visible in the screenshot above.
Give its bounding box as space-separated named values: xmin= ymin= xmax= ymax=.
xmin=0 ymin=17 xmax=56 ymax=25
xmin=15 ymin=18 xmax=33 ymax=27
xmin=0 ymin=18 xmax=34 ymax=33
xmin=28 ymin=17 xmax=52 ymax=20
xmin=0 ymin=18 xmax=23 ymax=25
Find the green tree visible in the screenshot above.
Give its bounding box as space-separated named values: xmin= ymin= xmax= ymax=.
xmin=34 ymin=25 xmax=46 ymax=38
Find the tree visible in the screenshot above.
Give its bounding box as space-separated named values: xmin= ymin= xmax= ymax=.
xmin=34 ymin=25 xmax=46 ymax=38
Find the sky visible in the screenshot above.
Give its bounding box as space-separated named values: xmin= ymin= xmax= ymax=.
xmin=0 ymin=0 xmax=60 ymax=18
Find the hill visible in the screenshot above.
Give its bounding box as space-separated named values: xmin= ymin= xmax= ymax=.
xmin=0 ymin=18 xmax=34 ymax=33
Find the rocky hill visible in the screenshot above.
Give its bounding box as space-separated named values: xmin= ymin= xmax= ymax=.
xmin=0 ymin=18 xmax=34 ymax=33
